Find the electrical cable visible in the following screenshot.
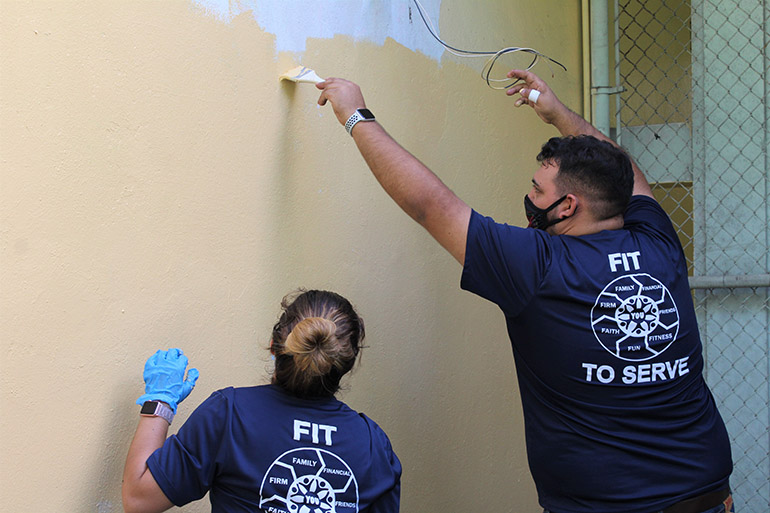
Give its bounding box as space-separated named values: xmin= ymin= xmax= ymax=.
xmin=410 ymin=0 xmax=566 ymax=89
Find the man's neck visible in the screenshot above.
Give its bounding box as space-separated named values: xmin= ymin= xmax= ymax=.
xmin=549 ymin=214 xmax=624 ymax=236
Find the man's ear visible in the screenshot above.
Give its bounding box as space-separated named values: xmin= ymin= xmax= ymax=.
xmin=270 ymin=340 xmax=275 ymax=354
xmin=559 ymin=193 xmax=579 ymax=219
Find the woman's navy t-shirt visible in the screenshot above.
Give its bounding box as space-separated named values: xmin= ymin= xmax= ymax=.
xmin=147 ymin=384 xmax=401 ymax=512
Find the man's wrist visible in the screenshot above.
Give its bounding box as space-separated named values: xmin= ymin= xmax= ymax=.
xmin=345 ymin=108 xmax=375 ymax=135
xmin=554 ymin=108 xmax=592 ymax=137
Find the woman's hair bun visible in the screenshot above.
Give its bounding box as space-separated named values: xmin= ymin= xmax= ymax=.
xmin=284 ymin=317 xmax=339 ymax=377
xmin=271 ymin=289 xmax=364 ymax=398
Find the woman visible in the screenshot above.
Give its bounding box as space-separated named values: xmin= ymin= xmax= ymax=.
xmin=122 ymin=289 xmax=401 ymax=513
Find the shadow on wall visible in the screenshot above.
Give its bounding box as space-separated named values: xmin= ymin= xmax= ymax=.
xmin=86 ymin=377 xmax=145 ymax=512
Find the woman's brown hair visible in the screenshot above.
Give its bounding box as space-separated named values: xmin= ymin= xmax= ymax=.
xmin=271 ymin=289 xmax=365 ymax=398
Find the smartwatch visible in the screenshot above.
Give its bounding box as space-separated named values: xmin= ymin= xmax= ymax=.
xmin=140 ymin=400 xmax=175 ymax=425
xmin=344 ymin=108 xmax=375 ymax=135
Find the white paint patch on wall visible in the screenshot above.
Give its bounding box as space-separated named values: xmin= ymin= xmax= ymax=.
xmin=191 ymin=0 xmax=444 ymax=60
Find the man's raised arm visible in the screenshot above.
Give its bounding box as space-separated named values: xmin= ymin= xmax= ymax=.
xmin=317 ymin=78 xmax=471 ymax=264
xmin=506 ymin=69 xmax=653 ymax=198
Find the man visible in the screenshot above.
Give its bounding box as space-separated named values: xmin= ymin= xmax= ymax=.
xmin=316 ymin=69 xmax=733 ymax=513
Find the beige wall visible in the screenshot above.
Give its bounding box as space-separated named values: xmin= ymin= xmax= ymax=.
xmin=0 ymin=1 xmax=582 ymax=511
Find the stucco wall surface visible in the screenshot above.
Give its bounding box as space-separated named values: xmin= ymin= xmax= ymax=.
xmin=0 ymin=1 xmax=582 ymax=511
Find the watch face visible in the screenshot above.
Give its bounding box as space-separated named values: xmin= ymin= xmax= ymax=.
xmin=358 ymin=108 xmax=375 ymax=120
xmin=140 ymin=401 xmax=158 ymax=415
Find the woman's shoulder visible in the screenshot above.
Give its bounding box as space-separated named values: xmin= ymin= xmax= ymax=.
xmin=223 ymin=383 xmax=278 ymax=401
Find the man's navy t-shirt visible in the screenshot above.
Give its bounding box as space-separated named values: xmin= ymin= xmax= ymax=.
xmin=147 ymin=385 xmax=401 ymax=512
xmin=461 ymin=196 xmax=731 ymax=513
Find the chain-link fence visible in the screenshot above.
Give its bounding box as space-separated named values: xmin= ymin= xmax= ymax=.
xmin=612 ymin=0 xmax=769 ymax=510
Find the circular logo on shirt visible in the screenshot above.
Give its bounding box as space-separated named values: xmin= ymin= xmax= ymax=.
xmin=287 ymin=474 xmax=335 ymax=512
xmin=260 ymin=447 xmax=359 ymax=513
xmin=591 ymin=273 xmax=679 ymax=361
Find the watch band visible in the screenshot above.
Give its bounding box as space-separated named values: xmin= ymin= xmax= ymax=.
xmin=140 ymin=400 xmax=175 ymax=425
xmin=344 ymin=109 xmax=375 ymax=135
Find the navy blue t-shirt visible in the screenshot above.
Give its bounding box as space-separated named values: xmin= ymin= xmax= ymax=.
xmin=461 ymin=196 xmax=731 ymax=513
xmin=147 ymin=384 xmax=401 ymax=512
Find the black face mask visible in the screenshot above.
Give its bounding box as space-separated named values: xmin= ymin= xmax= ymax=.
xmin=524 ymin=194 xmax=568 ymax=230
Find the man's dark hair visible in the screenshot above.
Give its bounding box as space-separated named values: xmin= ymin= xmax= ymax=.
xmin=537 ymin=135 xmax=634 ymax=220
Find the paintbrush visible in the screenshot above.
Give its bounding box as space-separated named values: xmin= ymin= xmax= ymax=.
xmin=279 ymin=66 xmax=325 ymax=84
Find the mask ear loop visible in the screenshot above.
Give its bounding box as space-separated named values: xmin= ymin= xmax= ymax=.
xmin=411 ymin=0 xmax=567 ymax=90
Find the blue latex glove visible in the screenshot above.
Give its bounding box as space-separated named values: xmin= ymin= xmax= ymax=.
xmin=136 ymin=348 xmax=199 ymax=413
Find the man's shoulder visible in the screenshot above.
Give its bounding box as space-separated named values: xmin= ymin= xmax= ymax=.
xmin=623 ymin=195 xmax=671 ymax=229
xmin=626 ymin=194 xmax=665 ymax=214
xmin=469 ymin=209 xmax=544 ymax=239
